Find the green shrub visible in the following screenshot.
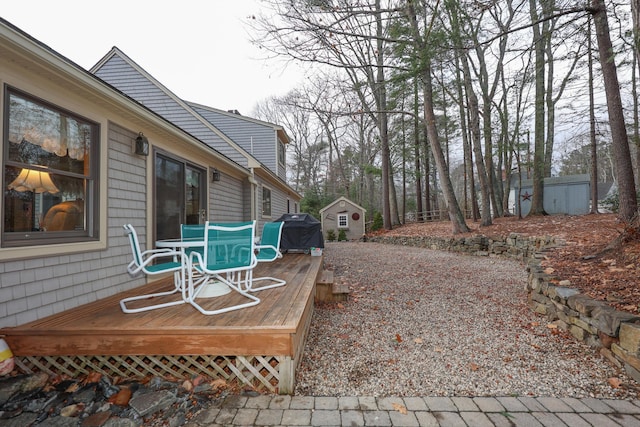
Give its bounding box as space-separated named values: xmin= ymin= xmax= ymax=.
xmin=602 ymin=193 xmax=619 ymax=212
xmin=338 ymin=229 xmax=347 ymax=241
xmin=326 ymin=229 xmax=336 ymax=241
xmin=371 ymin=211 xmax=383 ymax=231
xmin=602 ymin=190 xmax=640 ymax=213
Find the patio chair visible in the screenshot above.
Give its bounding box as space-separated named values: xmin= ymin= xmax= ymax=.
xmin=245 ymin=221 xmax=287 ymax=292
xmin=120 ymin=224 xmax=188 ymax=314
xmin=187 ymin=221 xmax=260 ymax=315
xmin=181 ymin=224 xmax=205 ymax=256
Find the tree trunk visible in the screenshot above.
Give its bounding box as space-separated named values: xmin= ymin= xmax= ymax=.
xmin=591 ymin=0 xmax=638 ymax=220
xmin=375 ymin=0 xmax=395 ymax=230
xmin=529 ymin=0 xmax=547 ymax=215
xmin=421 ymin=64 xmax=470 ymax=233
xmin=543 ymin=0 xmax=555 ymax=178
xmin=414 ymin=79 xmax=424 ymax=222
xmin=588 ymin=16 xmax=599 ymax=214
xmin=468 ymin=89 xmax=492 ymax=226
xmin=455 ymin=57 xmax=478 ymax=221
xmin=405 ymin=1 xmax=470 ymax=233
xmin=424 ymin=132 xmax=432 ymax=220
xmin=448 ymin=2 xmax=489 ymax=225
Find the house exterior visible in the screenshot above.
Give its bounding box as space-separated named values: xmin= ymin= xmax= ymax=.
xmin=90 ymin=48 xmax=298 ymax=234
xmin=0 ymin=19 xmax=300 ymax=328
xmin=319 ymin=196 xmax=366 ymax=241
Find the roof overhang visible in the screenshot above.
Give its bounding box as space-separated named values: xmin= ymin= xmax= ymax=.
xmin=0 ymin=18 xmax=249 ymax=177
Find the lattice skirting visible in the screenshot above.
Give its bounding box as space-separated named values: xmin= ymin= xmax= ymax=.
xmin=14 ymin=354 xmax=285 ymax=393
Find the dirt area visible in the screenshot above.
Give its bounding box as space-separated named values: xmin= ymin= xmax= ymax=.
xmin=374 ymin=213 xmax=640 ymax=314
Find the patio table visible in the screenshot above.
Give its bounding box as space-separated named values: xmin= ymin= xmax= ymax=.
xmin=156 ymin=238 xmax=232 ymax=298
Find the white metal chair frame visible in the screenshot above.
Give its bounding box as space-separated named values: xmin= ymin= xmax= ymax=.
xmin=187 ymin=221 xmax=260 ymax=315
xmin=120 ymin=224 xmax=188 ymax=314
xmin=245 ymin=221 xmax=287 ymax=292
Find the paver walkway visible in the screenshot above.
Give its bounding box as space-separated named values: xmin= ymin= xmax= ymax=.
xmin=186 ymin=394 xmax=640 ymax=426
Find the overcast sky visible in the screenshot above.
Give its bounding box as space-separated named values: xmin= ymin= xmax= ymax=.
xmin=1 ymin=1 xmax=302 ymax=115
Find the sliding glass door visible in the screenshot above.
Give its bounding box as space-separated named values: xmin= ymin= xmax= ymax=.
xmin=155 ymin=153 xmax=206 ymax=241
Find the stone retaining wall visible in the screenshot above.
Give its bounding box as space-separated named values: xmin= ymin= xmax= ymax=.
xmin=368 ymin=232 xmax=640 ymax=382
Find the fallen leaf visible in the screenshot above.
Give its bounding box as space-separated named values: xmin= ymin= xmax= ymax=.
xmin=392 ymin=403 xmax=408 ymax=414
xmin=546 ymin=323 xmax=558 ymax=329
xmin=84 ymin=372 xmax=102 ymax=384
xmin=109 ymin=388 xmax=132 ymax=406
xmin=337 ymin=303 xmax=345 ymax=309
xmin=65 ymin=382 xmax=80 ymax=393
xmin=395 ymin=334 xmax=402 ymax=343
xmin=469 ymin=363 xmax=480 ymax=371
xmin=210 ymin=378 xmax=227 ymax=390
xmin=414 ymin=338 xmax=423 ymax=344
xmin=608 ymin=377 xmax=622 ymax=388
xmin=60 ymin=403 xmax=83 ymax=417
xmin=182 ymin=380 xmax=194 ymax=392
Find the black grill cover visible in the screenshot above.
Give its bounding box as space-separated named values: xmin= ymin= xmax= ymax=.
xmin=275 ymin=213 xmax=324 ymax=251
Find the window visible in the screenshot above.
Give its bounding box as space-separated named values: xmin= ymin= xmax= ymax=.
xmin=262 ymin=186 xmax=272 ymax=217
xmin=155 ymin=153 xmax=206 ymax=241
xmin=278 ymin=141 xmax=285 ymax=166
xmin=337 ymin=213 xmax=348 ymax=228
xmin=3 ymin=87 xmax=99 ymax=246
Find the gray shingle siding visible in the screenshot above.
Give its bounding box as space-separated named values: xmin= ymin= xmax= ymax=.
xmin=0 ymin=123 xmax=145 ymax=328
xmin=209 ymin=172 xmax=247 ymax=222
xmin=93 ymin=55 xmax=248 ymax=165
xmin=191 ymin=106 xmax=277 ymax=169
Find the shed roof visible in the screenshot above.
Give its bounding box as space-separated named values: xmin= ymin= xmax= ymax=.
xmin=320 ymin=196 xmax=367 ymax=214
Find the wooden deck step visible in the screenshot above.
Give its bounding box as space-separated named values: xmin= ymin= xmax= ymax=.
xmin=316 ymin=269 xmax=334 ymax=285
xmin=315 ymin=269 xmax=350 ymax=302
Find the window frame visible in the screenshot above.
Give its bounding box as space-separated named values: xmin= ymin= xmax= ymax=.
xmin=262 ymin=185 xmax=272 ymax=218
xmin=2 ymin=86 xmax=100 ymax=248
xmin=277 ymin=141 xmax=285 ymax=167
xmin=337 ymin=213 xmax=348 ymax=229
xmin=153 ymin=150 xmax=207 ymax=242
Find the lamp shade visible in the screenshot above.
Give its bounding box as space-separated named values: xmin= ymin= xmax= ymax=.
xmin=8 ymin=168 xmax=60 ymax=194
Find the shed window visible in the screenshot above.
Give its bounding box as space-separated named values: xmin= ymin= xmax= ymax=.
xmin=337 ymin=213 xmax=348 ymax=228
xmin=2 ymin=87 xmax=99 ymax=247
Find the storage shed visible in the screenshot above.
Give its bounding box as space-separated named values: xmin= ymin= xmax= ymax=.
xmin=320 ymin=197 xmax=366 ymax=241
xmin=512 ymin=174 xmax=591 ymax=216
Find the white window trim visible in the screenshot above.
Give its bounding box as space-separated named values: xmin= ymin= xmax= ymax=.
xmin=337 ymin=213 xmax=348 ymax=229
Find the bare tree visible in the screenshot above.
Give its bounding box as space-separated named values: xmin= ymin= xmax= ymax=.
xmin=590 ymin=0 xmax=638 ymax=221
xmin=587 ymin=16 xmax=599 ymax=214
xmin=250 ymin=0 xmax=401 ymax=229
xmin=446 ymin=0 xmax=492 ymax=226
xmin=405 ymin=0 xmax=470 ymax=234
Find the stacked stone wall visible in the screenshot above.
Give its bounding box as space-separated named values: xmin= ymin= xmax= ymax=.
xmin=368 ymin=231 xmax=640 ymax=382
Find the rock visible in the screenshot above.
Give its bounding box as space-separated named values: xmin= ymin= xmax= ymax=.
xmin=129 ymin=389 xmax=176 ymax=417
xmin=620 ymin=322 xmax=640 ymax=355
xmin=598 ymin=331 xmax=619 ymax=349
xmin=592 ymin=306 xmax=640 ymax=336
xmin=0 ymin=373 xmax=228 ymax=426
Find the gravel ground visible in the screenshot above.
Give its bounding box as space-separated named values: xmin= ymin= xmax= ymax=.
xmin=294 ymin=242 xmax=640 ymax=399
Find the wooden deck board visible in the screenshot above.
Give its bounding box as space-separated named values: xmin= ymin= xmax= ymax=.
xmin=1 ymin=254 xmax=322 ymax=358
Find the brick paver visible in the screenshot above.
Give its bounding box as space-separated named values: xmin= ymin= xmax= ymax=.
xmin=187 ymin=395 xmax=640 ymax=427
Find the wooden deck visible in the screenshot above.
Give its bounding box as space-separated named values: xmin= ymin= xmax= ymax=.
xmin=0 ymin=253 xmax=323 ymax=394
